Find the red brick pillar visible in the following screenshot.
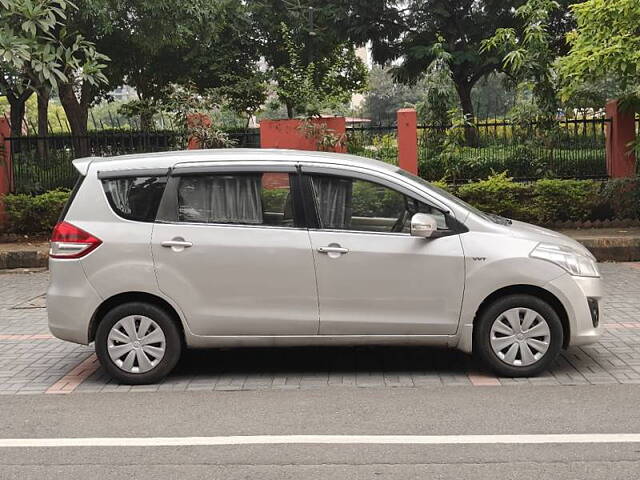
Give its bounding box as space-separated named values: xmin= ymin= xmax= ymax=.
xmin=186 ymin=113 xmax=212 ymax=149
xmin=0 ymin=118 xmax=13 ymax=228
xmin=397 ymin=108 xmax=418 ymax=175
xmin=605 ymin=100 xmax=637 ymax=178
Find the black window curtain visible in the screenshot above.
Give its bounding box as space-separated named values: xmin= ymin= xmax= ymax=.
xmin=311 ymin=176 xmax=353 ymax=229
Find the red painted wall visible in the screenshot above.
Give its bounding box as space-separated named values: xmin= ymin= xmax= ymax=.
xmin=605 ymin=100 xmax=637 ymax=178
xmin=0 ymin=118 xmax=12 ymax=227
xmin=260 ymin=117 xmax=347 ymax=153
xmin=262 ymin=172 xmax=289 ymax=190
xmin=397 ymin=108 xmax=418 ymax=175
xmin=186 ymin=113 xmax=212 ymax=150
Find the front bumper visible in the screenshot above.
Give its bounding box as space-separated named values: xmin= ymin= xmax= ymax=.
xmin=545 ymin=273 xmax=603 ymax=347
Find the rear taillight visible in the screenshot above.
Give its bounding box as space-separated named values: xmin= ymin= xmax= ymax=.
xmin=49 ymin=222 xmax=102 ymax=259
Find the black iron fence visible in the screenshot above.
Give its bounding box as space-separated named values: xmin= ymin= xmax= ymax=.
xmin=343 ymin=117 xmax=610 ymax=182
xmin=346 ymin=125 xmax=398 ymax=164
xmin=8 ymin=129 xmax=260 ymax=194
xmin=418 ymin=117 xmax=609 ymax=182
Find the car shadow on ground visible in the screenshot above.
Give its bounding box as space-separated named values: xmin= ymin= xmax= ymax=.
xmin=84 ymin=345 xmax=591 ymax=388
xmin=162 ymin=345 xmax=581 ymax=385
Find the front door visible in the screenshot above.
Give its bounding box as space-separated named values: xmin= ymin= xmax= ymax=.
xmin=152 ymin=167 xmax=319 ymax=336
xmin=304 ymin=171 xmax=465 ymax=335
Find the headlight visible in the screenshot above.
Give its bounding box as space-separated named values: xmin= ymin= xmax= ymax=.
xmin=530 ymin=243 xmax=600 ymax=277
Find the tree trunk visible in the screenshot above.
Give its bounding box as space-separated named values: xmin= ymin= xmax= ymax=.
xmin=9 ymin=97 xmax=27 ymax=137
xmin=7 ymin=90 xmax=32 ymax=137
xmin=454 ymin=80 xmax=478 ymax=147
xmin=59 ymin=82 xmax=90 ymax=158
xmin=0 ymin=77 xmax=32 ymax=137
xmin=36 ymin=87 xmax=50 ymax=161
xmin=140 ymin=110 xmax=154 ymax=131
xmin=286 ymin=103 xmax=294 ymax=119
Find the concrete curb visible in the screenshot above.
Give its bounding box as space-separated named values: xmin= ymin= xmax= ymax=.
xmin=574 ymin=237 xmax=640 ymax=263
xmin=0 ymin=250 xmax=48 ymax=269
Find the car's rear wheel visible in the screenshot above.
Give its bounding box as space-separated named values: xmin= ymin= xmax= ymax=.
xmin=95 ymin=302 xmax=182 ymax=384
xmin=475 ymin=294 xmax=563 ymax=377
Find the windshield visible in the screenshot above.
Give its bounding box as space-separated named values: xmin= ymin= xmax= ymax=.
xmin=395 ymin=168 xmax=494 ymax=221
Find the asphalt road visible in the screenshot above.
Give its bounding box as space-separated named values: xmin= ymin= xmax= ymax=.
xmin=1 ymin=385 xmax=640 ymax=479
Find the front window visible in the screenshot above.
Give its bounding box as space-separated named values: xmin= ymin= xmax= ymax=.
xmin=395 ymin=168 xmax=493 ymax=221
xmin=176 ymin=172 xmax=295 ymax=227
xmin=309 ymin=174 xmax=447 ymax=233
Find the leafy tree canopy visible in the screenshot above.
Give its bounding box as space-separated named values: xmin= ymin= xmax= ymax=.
xmin=345 ymin=1 xmax=578 ymax=120
xmin=0 ymin=0 xmax=108 ymax=135
xmin=68 ymin=0 xmax=263 ymax=125
xmin=482 ymin=0 xmax=562 ymax=121
xmin=558 ymin=0 xmax=640 ymax=108
xmin=250 ymin=1 xmax=368 ymax=117
xmin=361 ymin=66 xmax=425 ymax=123
xmin=274 ymin=22 xmax=367 ymax=118
xmin=344 ymin=0 xmax=526 ymax=121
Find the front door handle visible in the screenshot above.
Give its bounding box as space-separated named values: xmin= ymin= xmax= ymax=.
xmin=161 ymin=239 xmax=193 ymax=248
xmin=317 ymin=246 xmax=349 ymax=254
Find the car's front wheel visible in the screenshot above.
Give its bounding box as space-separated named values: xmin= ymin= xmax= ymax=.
xmin=95 ymin=302 xmax=182 ymax=384
xmin=475 ymin=294 xmax=563 ymax=377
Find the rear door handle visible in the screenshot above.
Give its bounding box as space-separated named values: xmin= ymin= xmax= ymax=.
xmin=317 ymin=246 xmax=349 ymax=254
xmin=161 ymin=240 xmax=193 ymax=248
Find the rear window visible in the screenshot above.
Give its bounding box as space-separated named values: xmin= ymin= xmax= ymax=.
xmin=102 ymin=176 xmax=167 ymax=222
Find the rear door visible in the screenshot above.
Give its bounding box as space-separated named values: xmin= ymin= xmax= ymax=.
xmin=151 ymin=163 xmax=319 ymax=336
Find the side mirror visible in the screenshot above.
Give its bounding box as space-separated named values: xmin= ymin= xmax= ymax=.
xmin=410 ymin=213 xmax=438 ymax=238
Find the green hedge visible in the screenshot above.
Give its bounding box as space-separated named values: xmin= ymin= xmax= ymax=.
xmin=2 ymin=190 xmax=70 ymax=235
xmin=451 ymin=174 xmax=640 ymax=224
xmin=456 ymin=172 xmax=528 ymax=220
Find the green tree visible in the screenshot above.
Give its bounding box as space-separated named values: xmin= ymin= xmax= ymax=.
xmin=482 ymin=0 xmax=563 ymax=124
xmin=0 ymin=0 xmax=108 ymax=148
xmin=273 ymin=23 xmax=367 ymax=118
xmin=215 ymin=73 xmax=268 ymax=129
xmin=558 ymin=0 xmax=640 ymax=109
xmin=160 ymin=83 xmax=235 ymax=148
xmin=0 ymin=71 xmax=32 ymax=137
xmin=363 ymin=68 xmax=513 ymax=123
xmin=362 ymin=66 xmax=424 ymax=123
xmin=0 ymin=0 xmax=39 ymax=136
xmin=472 ymin=73 xmax=516 ymax=119
xmin=346 ymin=1 xmax=525 ymax=125
xmin=415 ymin=41 xmax=458 ymax=127
xmin=68 ymin=0 xmax=263 ymax=131
xmin=250 ymin=1 xmax=368 ymax=118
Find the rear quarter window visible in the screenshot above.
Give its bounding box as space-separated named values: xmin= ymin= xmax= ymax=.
xmin=102 ymin=176 xmax=167 ymax=222
xmin=58 ymin=174 xmax=85 ymax=222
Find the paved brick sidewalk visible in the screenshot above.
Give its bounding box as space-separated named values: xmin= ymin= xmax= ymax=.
xmin=1 ymin=263 xmax=639 ymax=394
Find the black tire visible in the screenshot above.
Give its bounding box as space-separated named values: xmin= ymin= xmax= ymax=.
xmin=95 ymin=302 xmax=182 ymax=385
xmin=474 ymin=294 xmax=563 ymax=377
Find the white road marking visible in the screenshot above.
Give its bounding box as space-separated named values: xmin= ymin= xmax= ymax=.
xmin=1 ymin=434 xmax=640 ymax=448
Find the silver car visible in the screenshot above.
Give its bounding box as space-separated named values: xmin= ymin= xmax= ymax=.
xmin=47 ymin=149 xmax=602 ymax=384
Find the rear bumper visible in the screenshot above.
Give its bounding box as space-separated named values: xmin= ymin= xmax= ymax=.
xmin=47 ymin=259 xmax=102 ymax=345
xmin=544 ymin=273 xmax=603 ymax=347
